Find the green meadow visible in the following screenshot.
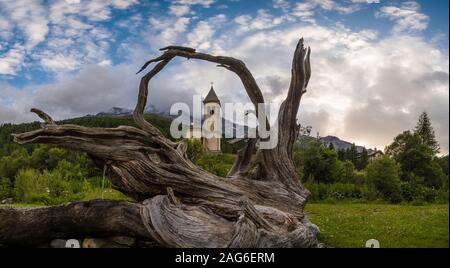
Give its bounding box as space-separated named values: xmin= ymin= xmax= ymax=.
xmin=305 ymin=203 xmax=449 ymax=248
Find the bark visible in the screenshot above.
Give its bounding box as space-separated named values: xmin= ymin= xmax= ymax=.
xmin=0 ymin=39 xmax=320 ymax=248
xmin=0 ymin=200 xmax=149 ymax=246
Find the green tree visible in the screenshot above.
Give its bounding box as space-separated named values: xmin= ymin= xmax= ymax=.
xmin=328 ymin=143 xmax=335 ymax=150
xmin=299 ymin=141 xmax=342 ymax=183
xmin=340 ymin=160 xmax=356 ymax=183
xmin=348 ymin=143 xmax=358 ymax=167
xmin=30 ymin=145 xmax=66 ymax=171
xmin=436 ymin=155 xmax=449 ymax=176
xmin=356 ymin=147 xmax=369 ymax=170
xmin=337 ymin=149 xmax=346 ymax=161
xmin=365 ymin=156 xmax=402 ymax=203
xmin=386 ymin=131 xmax=444 ymax=189
xmin=0 ymin=177 xmax=12 ymax=199
xmin=414 ymin=112 xmax=440 ymax=155
xmin=0 ymin=147 xmax=30 ymax=180
xmin=14 ymin=169 xmax=49 ymax=203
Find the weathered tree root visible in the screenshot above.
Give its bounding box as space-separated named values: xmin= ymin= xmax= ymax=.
xmin=0 ymin=39 xmax=321 ymax=248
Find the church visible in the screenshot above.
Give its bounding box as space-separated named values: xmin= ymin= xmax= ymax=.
xmin=185 ymin=84 xmax=222 ymax=153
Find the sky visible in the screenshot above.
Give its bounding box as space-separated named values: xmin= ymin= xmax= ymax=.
xmin=0 ymin=0 xmax=449 ymax=153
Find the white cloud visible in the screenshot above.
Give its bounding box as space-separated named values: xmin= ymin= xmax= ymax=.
xmin=291 ymin=0 xmax=372 ymax=23
xmin=166 ymin=22 xmax=448 ymax=153
xmin=146 ymin=17 xmax=191 ymax=48
xmin=0 ymin=0 xmax=138 ymax=75
xmin=0 ymin=16 xmax=12 ymax=39
xmin=187 ymin=21 xmax=215 ymax=50
xmin=174 ymin=0 xmax=215 ymax=7
xmin=169 ymin=5 xmax=191 ymax=17
xmin=187 ymin=14 xmax=227 ymax=50
xmin=377 ymin=1 xmax=429 ymax=33
xmin=49 ymin=0 xmax=138 ymax=23
xmin=234 ymin=9 xmax=289 ymax=32
xmin=351 ymin=0 xmax=380 ymax=3
xmin=1 ymin=0 xmax=448 ymax=155
xmin=40 ymin=54 xmax=80 ymax=71
xmin=0 ymin=44 xmax=26 ymax=75
xmin=0 ymin=0 xmax=49 ymax=49
xmin=273 ymin=0 xmax=290 ymax=12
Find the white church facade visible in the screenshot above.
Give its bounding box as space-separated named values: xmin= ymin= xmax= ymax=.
xmin=185 ymin=84 xmax=222 ymax=153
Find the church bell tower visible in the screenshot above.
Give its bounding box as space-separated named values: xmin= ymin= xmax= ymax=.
xmin=202 ymin=83 xmax=221 ymax=153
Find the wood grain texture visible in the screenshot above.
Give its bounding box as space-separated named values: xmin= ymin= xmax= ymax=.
xmin=0 ymin=39 xmax=320 ymax=248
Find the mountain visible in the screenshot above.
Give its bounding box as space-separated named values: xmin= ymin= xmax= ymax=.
xmin=298 ymin=135 xmax=378 ymax=153
xmin=96 ymin=106 xmax=172 ymax=117
xmin=96 ymin=107 xmax=133 ymax=116
xmin=0 ymin=113 xmax=173 ymax=151
xmin=320 ymin=135 xmax=379 ymax=153
xmin=0 ymin=112 xmax=246 ymax=155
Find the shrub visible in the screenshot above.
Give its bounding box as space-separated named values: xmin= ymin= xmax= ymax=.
xmin=339 ymin=160 xmax=357 ymax=183
xmin=194 ymin=153 xmax=235 ymax=177
xmin=0 ymin=147 xmax=30 ymax=180
xmin=13 ymin=168 xmax=90 ymax=205
xmin=365 ymin=156 xmax=402 ymax=203
xmin=14 ymin=169 xmax=49 ymax=203
xmin=304 ymin=182 xmax=367 ymax=201
xmin=0 ymin=177 xmax=12 ymax=199
xmin=186 ymin=139 xmax=203 ymax=162
xmin=295 ymin=141 xmax=342 ymax=183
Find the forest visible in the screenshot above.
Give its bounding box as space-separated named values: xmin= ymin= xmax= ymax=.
xmin=0 ymin=111 xmax=448 ymax=206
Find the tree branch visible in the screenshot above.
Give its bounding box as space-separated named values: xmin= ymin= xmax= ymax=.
xmin=137 ymin=47 xmax=265 ymax=111
xmin=0 ymin=200 xmax=150 ymax=246
xmin=30 ymin=108 xmax=55 ymax=125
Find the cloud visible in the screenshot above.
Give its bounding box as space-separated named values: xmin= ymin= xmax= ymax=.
xmin=0 ymin=44 xmax=26 ymax=75
xmin=187 ymin=14 xmax=227 ymax=50
xmin=234 ymin=9 xmax=291 ymax=33
xmin=0 ymin=0 xmax=448 ymax=155
xmin=291 ymin=0 xmax=366 ymax=23
xmin=0 ymin=62 xmax=198 ymax=123
xmin=146 ymin=17 xmax=191 ymax=48
xmin=298 ymin=109 xmax=331 ymax=137
xmin=198 ymin=23 xmax=448 ymax=153
xmin=272 ymin=0 xmax=290 ymax=12
xmin=377 ymin=1 xmax=429 ymax=33
xmin=351 ymin=0 xmax=380 ymax=3
xmin=169 ymin=5 xmax=191 ymax=17
xmin=0 ymin=0 xmax=49 ymax=49
xmin=49 ymin=0 xmax=138 ymax=22
xmin=174 ymin=0 xmax=215 ymax=7
xmin=40 ymin=54 xmax=80 ymax=71
xmin=168 ymin=0 xmax=216 ymax=17
xmin=0 ymin=0 xmax=139 ymax=75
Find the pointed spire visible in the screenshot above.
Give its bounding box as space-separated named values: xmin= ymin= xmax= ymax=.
xmin=203 ymin=82 xmax=220 ymax=105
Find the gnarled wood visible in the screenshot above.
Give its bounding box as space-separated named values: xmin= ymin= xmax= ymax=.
xmin=0 ymin=38 xmax=320 ymax=248
xmin=0 ymin=200 xmax=150 ymax=246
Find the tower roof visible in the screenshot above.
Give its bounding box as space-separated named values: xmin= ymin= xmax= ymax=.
xmin=203 ymin=85 xmax=220 ymax=105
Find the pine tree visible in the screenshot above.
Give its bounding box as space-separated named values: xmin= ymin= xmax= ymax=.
xmin=337 ymin=149 xmax=346 ymax=161
xmin=328 ymin=143 xmax=335 ymax=150
xmin=357 ymin=147 xmax=369 ymax=170
xmin=349 ymin=143 xmax=358 ymax=167
xmin=414 ymin=112 xmax=440 ymax=155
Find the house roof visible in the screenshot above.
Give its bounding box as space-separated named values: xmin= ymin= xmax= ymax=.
xmin=203 ymin=85 xmax=220 ymax=105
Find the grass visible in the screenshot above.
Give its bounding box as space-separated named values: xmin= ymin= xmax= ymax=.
xmin=0 ymin=188 xmax=131 ymax=207
xmin=305 ymin=202 xmax=449 ymax=248
xmin=2 ymin=198 xmax=448 ymax=248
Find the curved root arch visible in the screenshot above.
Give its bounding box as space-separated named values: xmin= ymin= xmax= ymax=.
xmin=0 ymin=39 xmax=319 ymax=248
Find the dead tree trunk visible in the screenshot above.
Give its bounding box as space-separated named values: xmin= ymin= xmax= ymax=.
xmin=0 ymin=39 xmax=320 ymax=248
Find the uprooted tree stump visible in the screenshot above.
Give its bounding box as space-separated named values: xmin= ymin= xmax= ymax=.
xmin=0 ymin=38 xmax=322 ymax=248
